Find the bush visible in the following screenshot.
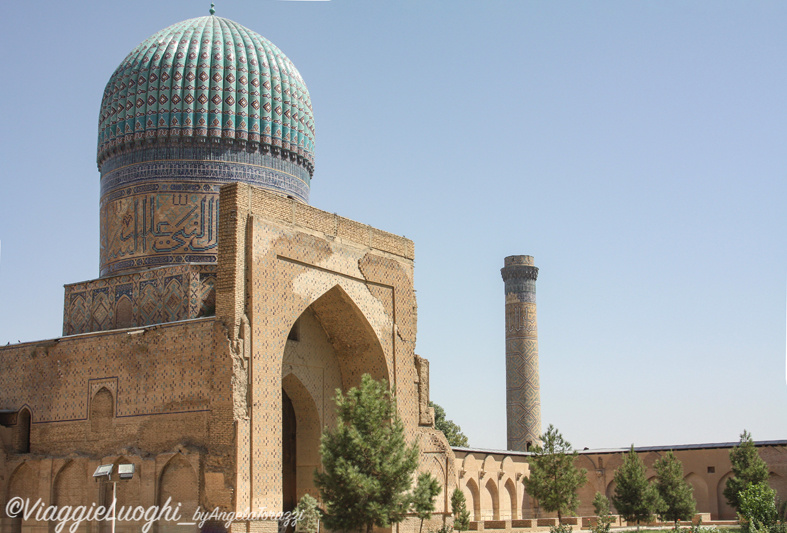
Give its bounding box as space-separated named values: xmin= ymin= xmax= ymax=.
xmin=550 ymin=523 xmax=573 ymax=533
xmin=687 ymin=519 xmax=717 ymax=533
xmin=739 ymin=483 xmax=778 ymax=533
xmin=591 ymin=492 xmax=614 ymax=533
xmin=293 ymin=494 xmax=320 ymax=533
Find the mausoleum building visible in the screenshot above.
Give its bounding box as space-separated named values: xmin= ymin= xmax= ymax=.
xmin=1 ymin=11 xmax=785 ymax=533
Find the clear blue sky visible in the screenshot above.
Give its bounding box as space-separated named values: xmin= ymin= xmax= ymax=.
xmin=1 ymin=1 xmax=785 ymax=451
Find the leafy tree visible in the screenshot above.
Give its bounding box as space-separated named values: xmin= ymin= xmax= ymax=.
xmin=412 ymin=472 xmax=442 ymax=533
xmin=725 ymin=430 xmax=770 ymax=515
xmin=591 ymin=492 xmax=614 ymax=533
xmin=294 ymin=494 xmax=321 ymax=533
xmin=611 ymin=446 xmax=662 ymax=531
xmin=654 ymin=451 xmax=696 ymax=527
xmin=431 ymin=402 xmax=469 ymax=447
xmin=738 ymin=483 xmax=777 ymax=533
xmin=523 ymin=425 xmax=588 ymax=524
xmin=451 ymin=488 xmax=471 ymax=532
xmin=315 ymin=374 xmax=419 ymax=533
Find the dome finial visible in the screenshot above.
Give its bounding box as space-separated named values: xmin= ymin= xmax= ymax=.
xmin=209 ymin=3 xmax=215 ymax=15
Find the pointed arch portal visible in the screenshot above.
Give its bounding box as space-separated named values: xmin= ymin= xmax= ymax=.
xmin=276 ymin=284 xmax=391 ymax=512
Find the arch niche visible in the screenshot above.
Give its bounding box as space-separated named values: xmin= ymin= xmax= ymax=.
xmin=158 ymin=455 xmax=198 ymax=533
xmin=482 ymin=477 xmax=499 ymax=520
xmin=502 ymin=478 xmax=517 ymax=520
xmin=90 ymin=388 xmax=114 ymax=433
xmin=279 ymin=285 xmax=390 ymax=511
xmin=464 ymin=478 xmax=481 ymax=522
xmin=716 ymin=472 xmax=735 ymax=520
xmin=53 ymin=461 xmax=89 ymax=533
xmin=6 ymin=463 xmax=35 ymax=533
xmin=684 ymin=473 xmax=709 ymax=515
xmin=16 ymin=408 xmax=31 ymax=454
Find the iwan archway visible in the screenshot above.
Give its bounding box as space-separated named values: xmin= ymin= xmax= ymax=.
xmin=279 ymin=285 xmax=390 ymax=510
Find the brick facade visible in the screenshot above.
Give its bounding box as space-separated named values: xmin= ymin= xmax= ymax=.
xmin=1 ymin=185 xmax=454 ymax=533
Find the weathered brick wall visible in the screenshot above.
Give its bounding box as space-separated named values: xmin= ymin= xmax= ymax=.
xmin=0 ymin=318 xmax=236 ymax=516
xmin=2 ymin=182 xmax=455 ymax=532
xmin=216 ymin=183 xmax=455 ymax=515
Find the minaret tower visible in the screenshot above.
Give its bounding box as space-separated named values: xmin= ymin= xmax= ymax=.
xmin=501 ymin=255 xmax=541 ymax=451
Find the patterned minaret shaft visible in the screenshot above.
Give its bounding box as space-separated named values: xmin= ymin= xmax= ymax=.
xmin=501 ymin=255 xmax=541 ymax=451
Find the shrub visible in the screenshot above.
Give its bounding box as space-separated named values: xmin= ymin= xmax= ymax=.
xmin=293 ymin=494 xmax=320 ymax=533
xmin=550 ymin=523 xmax=573 ymax=533
xmin=739 ymin=483 xmax=778 ymax=533
xmin=591 ymin=492 xmax=614 ymax=533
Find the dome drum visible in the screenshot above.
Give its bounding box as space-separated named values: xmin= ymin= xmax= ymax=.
xmin=97 ymin=14 xmax=316 ymax=278
xmin=99 ymin=136 xmax=314 ymax=177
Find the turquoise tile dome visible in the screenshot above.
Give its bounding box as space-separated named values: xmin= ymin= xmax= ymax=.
xmin=98 ymin=15 xmax=314 ymax=176
xmin=97 ymin=14 xmax=316 ymax=277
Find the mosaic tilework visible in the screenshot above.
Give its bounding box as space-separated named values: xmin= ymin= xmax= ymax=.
xmin=98 ymin=16 xmax=314 ymax=173
xmin=99 ymin=184 xmax=220 ymax=277
xmin=101 ymin=152 xmax=309 ymax=199
xmin=99 ymin=159 xmax=309 ymax=276
xmin=64 ymin=264 xmax=217 ymax=335
xmin=96 ymin=9 xmax=320 ymax=279
xmin=501 ymin=256 xmax=541 ymax=452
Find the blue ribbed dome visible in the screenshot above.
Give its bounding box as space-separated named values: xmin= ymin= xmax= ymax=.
xmin=98 ymin=15 xmax=315 ymax=175
xmin=97 ymin=15 xmax=316 ymax=278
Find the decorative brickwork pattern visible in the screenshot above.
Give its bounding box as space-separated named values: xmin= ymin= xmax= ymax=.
xmin=0 ymin=317 xmax=236 ymax=518
xmin=2 ymin=319 xmax=221 ymax=423
xmin=214 ymin=183 xmax=451 ymax=514
xmin=501 ymin=256 xmax=541 ymax=452
xmin=63 ymin=264 xmax=217 ymax=335
xmin=4 ymin=183 xmax=452 ymax=528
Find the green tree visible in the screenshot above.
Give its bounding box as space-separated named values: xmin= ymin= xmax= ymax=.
xmin=724 ymin=430 xmax=770 ymax=515
xmin=294 ymin=494 xmax=321 ymax=533
xmin=738 ymin=483 xmax=777 ymax=533
xmin=430 ymin=402 xmax=469 ymax=447
xmin=451 ymin=488 xmax=471 ymax=532
xmin=523 ymin=425 xmax=588 ymax=524
xmin=611 ymin=446 xmax=662 ymax=531
xmin=315 ymin=374 xmax=419 ymax=533
xmin=654 ymin=451 xmax=696 ymax=527
xmin=412 ymin=472 xmax=442 ymax=533
xmin=591 ymin=492 xmax=614 ymax=533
